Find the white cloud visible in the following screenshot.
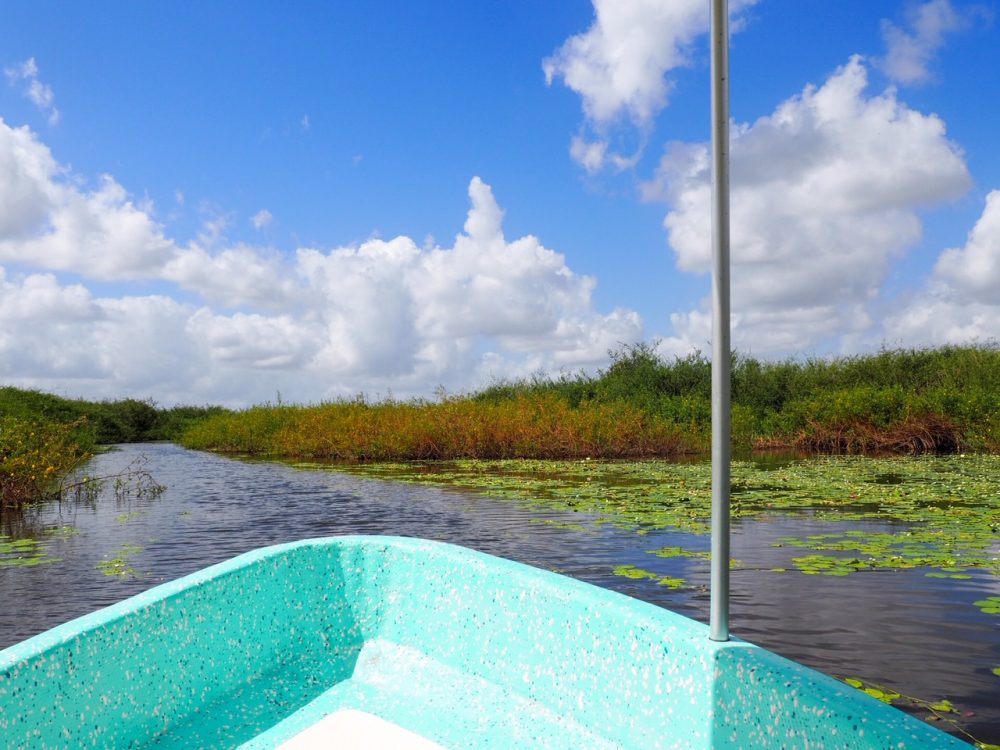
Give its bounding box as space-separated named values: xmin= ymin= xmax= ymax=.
xmin=884 ymin=190 xmax=1000 ymax=344
xmin=250 ymin=208 xmax=273 ymax=229
xmin=0 ymin=119 xmax=61 ymax=238
xmin=295 ymin=177 xmax=642 ymax=385
xmin=0 ymin=269 xmax=101 ymax=324
xmin=545 ymin=0 xmax=757 ymax=170
xmin=644 ymin=56 xmax=970 ymax=354
xmin=877 ymin=0 xmax=979 ymax=85
xmin=186 ymin=309 xmax=319 ymax=369
xmin=162 ymin=244 xmax=298 ymax=308
xmin=933 ymin=190 xmax=1000 ymax=299
xmin=4 ymin=57 xmax=60 ymax=125
xmin=0 ymin=174 xmax=177 ymax=278
xmin=0 ymin=118 xmax=642 ymax=404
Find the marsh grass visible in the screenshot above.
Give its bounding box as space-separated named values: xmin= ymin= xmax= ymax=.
xmin=182 ymin=393 xmax=692 ymax=460
xmin=182 ymin=344 xmax=1000 ymax=460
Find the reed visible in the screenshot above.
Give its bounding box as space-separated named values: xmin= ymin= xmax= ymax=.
xmin=180 ymin=343 xmax=1000 ymax=459
xmin=3 ymin=344 xmax=997 ymax=467
xmin=182 ymin=394 xmax=694 ymax=460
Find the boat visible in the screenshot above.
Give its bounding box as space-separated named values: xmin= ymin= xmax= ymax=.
xmin=1 ymin=4 xmax=974 ymax=748
xmin=0 ymin=534 xmax=971 ymax=748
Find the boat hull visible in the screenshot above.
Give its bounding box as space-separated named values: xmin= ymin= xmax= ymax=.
xmin=0 ymin=536 xmax=969 ymax=748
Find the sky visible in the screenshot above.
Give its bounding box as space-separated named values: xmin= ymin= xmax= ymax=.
xmin=1 ymin=0 xmax=998 ymax=406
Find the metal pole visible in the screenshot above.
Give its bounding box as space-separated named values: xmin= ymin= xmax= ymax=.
xmin=709 ymin=0 xmax=732 ymax=643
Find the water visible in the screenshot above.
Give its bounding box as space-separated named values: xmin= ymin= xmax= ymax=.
xmin=2 ymin=443 xmax=998 ymax=745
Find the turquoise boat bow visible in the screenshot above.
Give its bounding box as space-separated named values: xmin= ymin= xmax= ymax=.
xmin=0 ymin=535 xmax=970 ymax=748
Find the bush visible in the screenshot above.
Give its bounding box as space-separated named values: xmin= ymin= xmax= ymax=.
xmin=0 ymin=416 xmax=94 ymax=509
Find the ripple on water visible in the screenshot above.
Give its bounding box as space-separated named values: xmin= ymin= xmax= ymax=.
xmin=1 ymin=443 xmax=997 ymax=745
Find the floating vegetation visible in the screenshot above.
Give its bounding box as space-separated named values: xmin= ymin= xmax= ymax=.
xmin=790 ymin=554 xmax=871 ymax=576
xmin=0 ymin=525 xmax=77 ymax=567
xmin=612 ymin=564 xmax=658 ymax=580
xmin=0 ymin=536 xmax=57 ymax=567
xmin=96 ymin=543 xmax=143 ymax=578
xmin=657 ymin=576 xmax=686 ymax=589
xmin=611 ymin=564 xmax=685 ymax=589
xmin=115 ymin=511 xmax=143 ymax=524
xmin=974 ymin=597 xmax=1000 ymax=615
xmin=647 ymin=545 xmax=710 ymax=560
xmin=340 ymin=454 xmax=1000 ymax=581
xmin=841 ymin=677 xmax=997 ymax=749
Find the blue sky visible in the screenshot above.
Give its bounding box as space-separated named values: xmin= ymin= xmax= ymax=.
xmin=1 ymin=0 xmax=997 ymax=405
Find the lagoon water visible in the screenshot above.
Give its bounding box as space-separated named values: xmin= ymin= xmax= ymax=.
xmin=2 ymin=442 xmax=998 ymax=745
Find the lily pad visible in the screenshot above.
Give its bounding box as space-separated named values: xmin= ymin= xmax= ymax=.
xmin=974 ymin=597 xmax=1000 ymax=615
xmin=0 ymin=535 xmax=59 ymax=567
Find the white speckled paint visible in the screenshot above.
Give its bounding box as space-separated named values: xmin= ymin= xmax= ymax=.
xmin=0 ymin=536 xmax=972 ymax=749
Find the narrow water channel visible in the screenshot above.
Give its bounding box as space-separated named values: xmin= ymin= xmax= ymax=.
xmin=2 ymin=443 xmax=998 ymax=745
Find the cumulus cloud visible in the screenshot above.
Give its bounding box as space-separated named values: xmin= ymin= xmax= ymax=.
xmin=162 ymin=245 xmax=298 ymax=309
xmin=0 ymin=119 xmax=61 ymax=238
xmin=4 ymin=58 xmax=60 ymax=125
xmin=294 ymin=177 xmax=641 ymax=385
xmin=545 ymin=0 xmax=757 ymax=170
xmin=0 ymin=118 xmax=641 ymax=404
xmin=0 ymin=173 xmax=177 ymax=278
xmin=877 ymin=0 xmax=978 ymax=85
xmin=884 ymin=190 xmax=1000 ymax=344
xmin=643 ymin=56 xmax=970 ymax=354
xmin=934 ymin=190 xmax=1000 ymax=299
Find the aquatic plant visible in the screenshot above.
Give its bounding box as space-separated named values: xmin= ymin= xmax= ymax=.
xmin=337 ymin=454 xmax=1000 ymax=582
xmin=840 ymin=676 xmax=999 ymax=749
xmin=96 ymin=542 xmax=143 ymax=578
xmin=0 ymin=525 xmax=76 ymax=567
xmin=0 ymin=536 xmax=58 ymax=567
xmin=611 ymin=564 xmax=686 ymax=589
xmin=973 ymin=597 xmax=1000 ymax=615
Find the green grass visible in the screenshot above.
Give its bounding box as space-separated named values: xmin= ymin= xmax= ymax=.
xmin=180 ymin=344 xmax=1000 ymax=460
xmin=4 ymin=344 xmax=998 ymax=474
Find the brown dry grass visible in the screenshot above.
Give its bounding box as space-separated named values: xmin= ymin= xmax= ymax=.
xmin=775 ymin=414 xmax=965 ymax=455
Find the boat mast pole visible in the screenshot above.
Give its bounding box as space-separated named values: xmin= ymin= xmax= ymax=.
xmin=709 ymin=0 xmax=732 ymax=643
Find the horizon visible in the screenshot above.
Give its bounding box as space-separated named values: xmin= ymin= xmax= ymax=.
xmin=1 ymin=1 xmax=998 ymax=407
